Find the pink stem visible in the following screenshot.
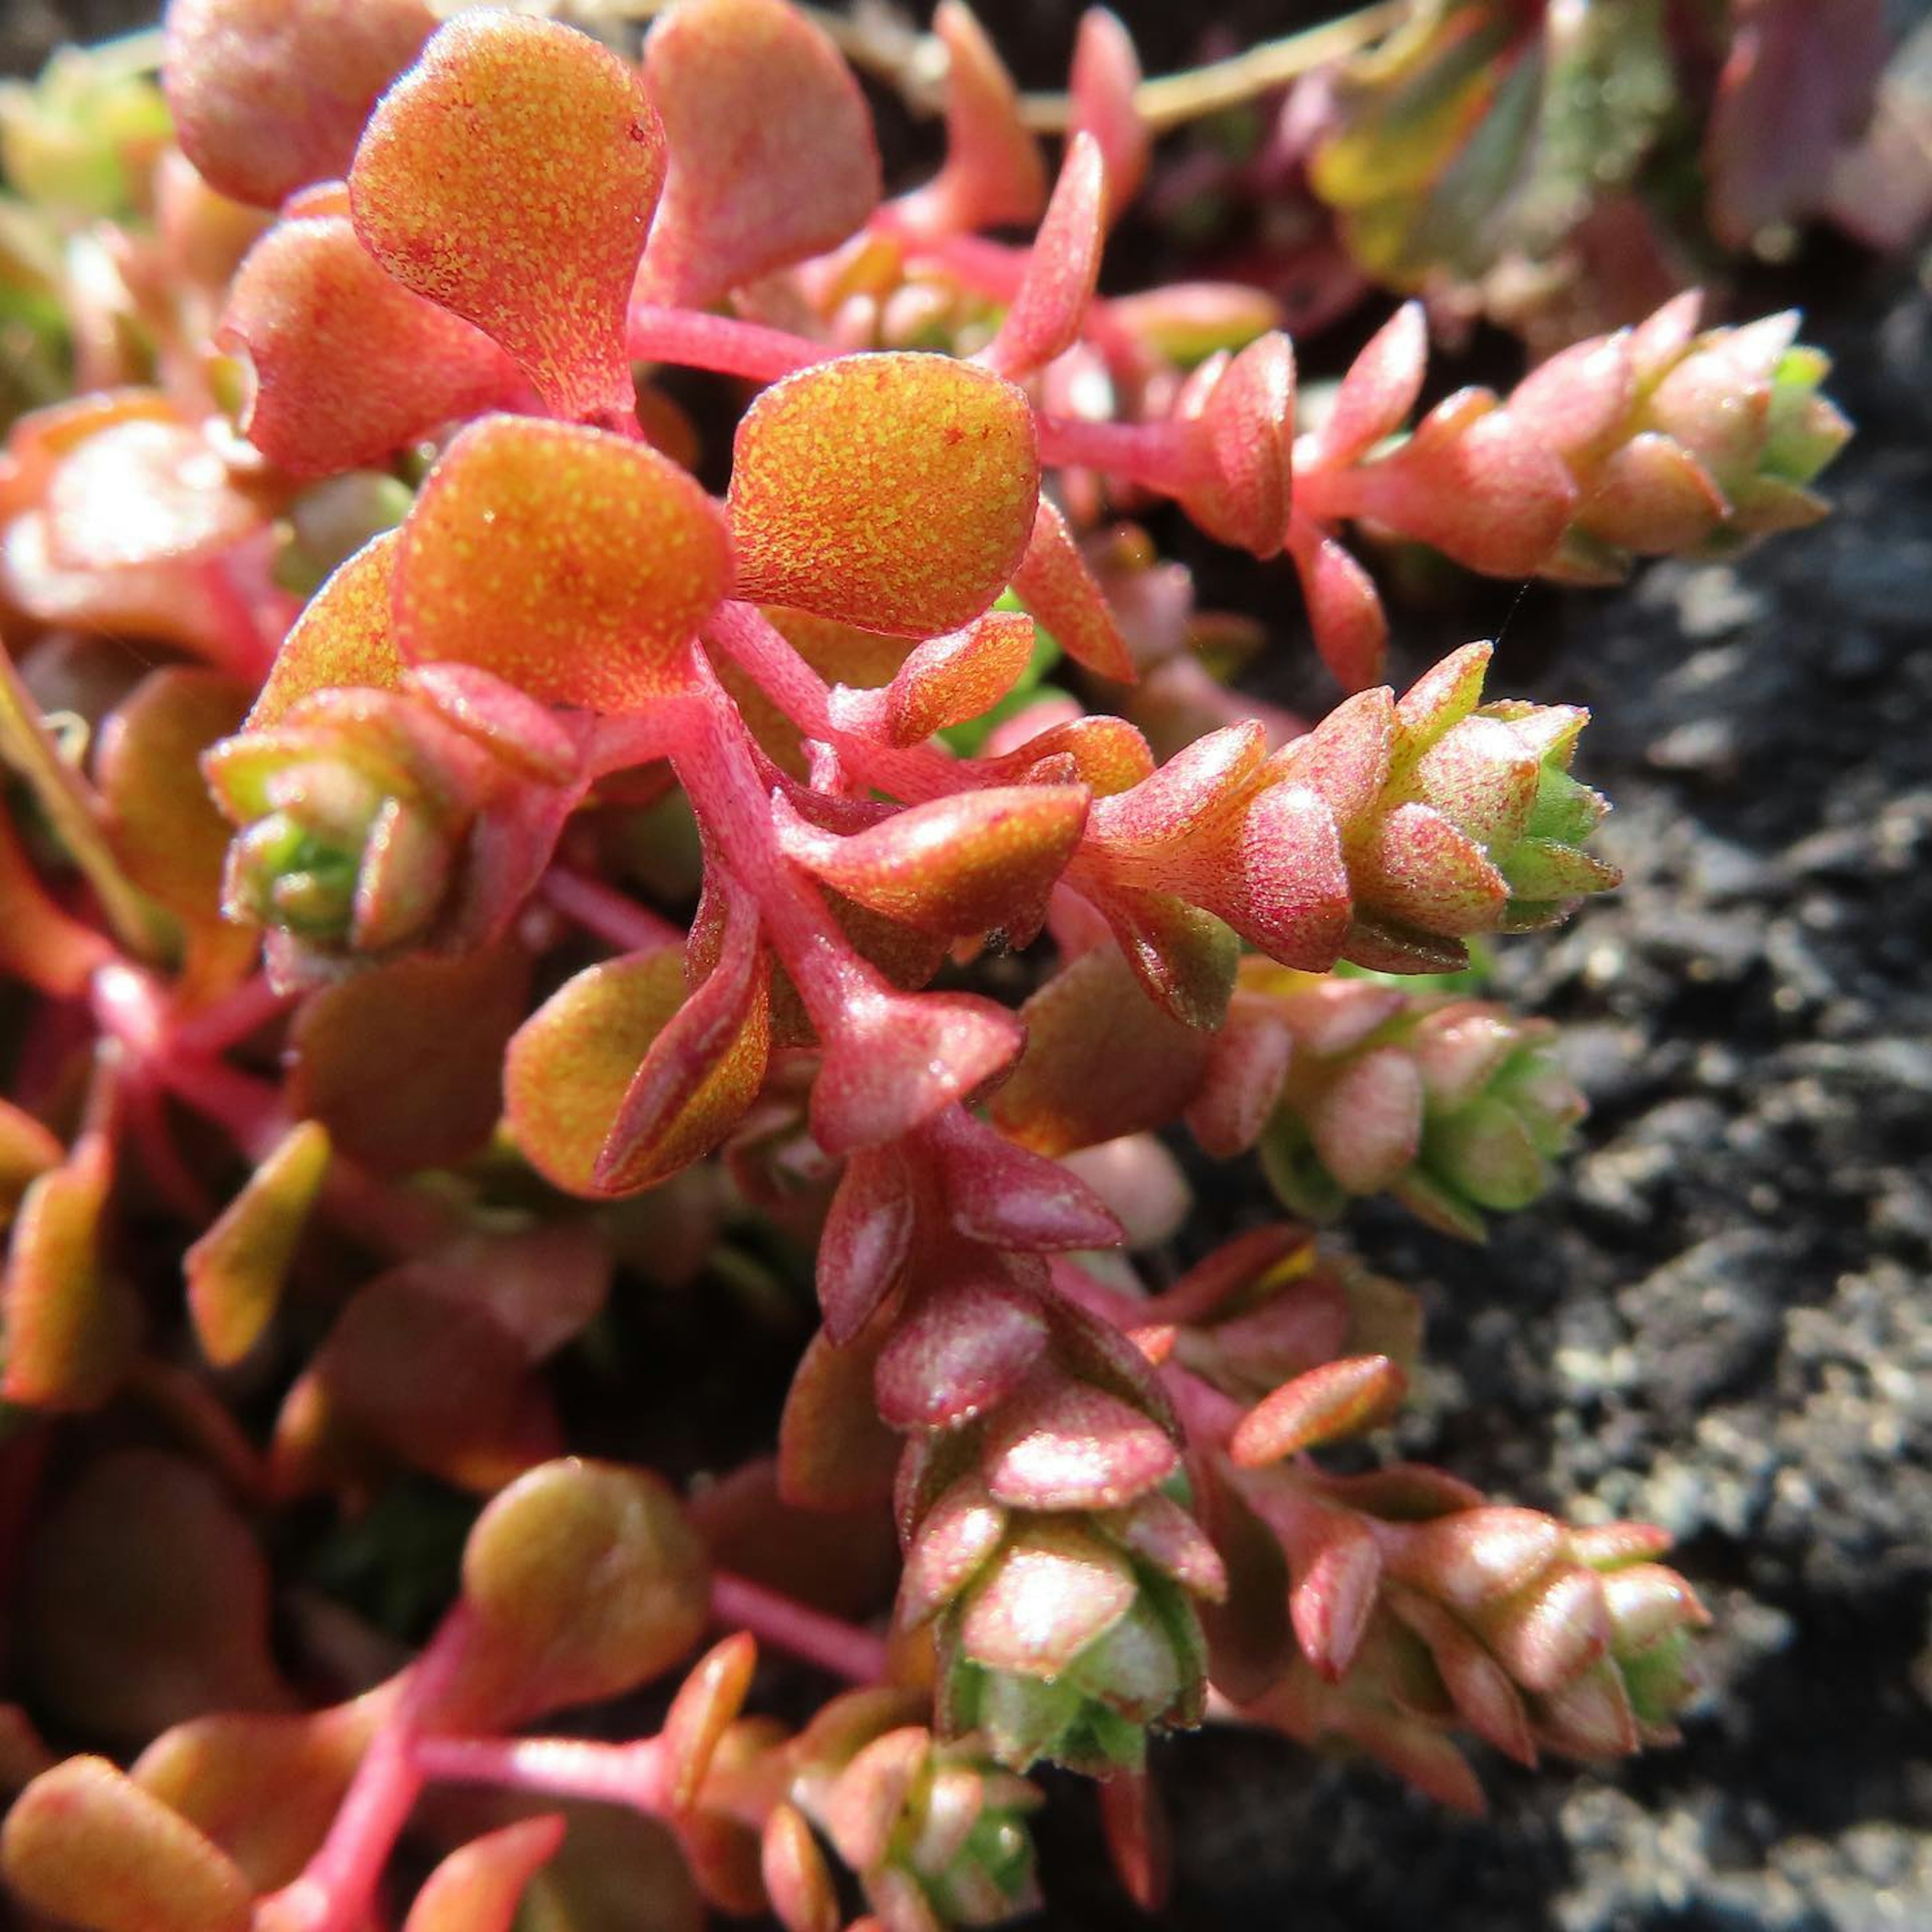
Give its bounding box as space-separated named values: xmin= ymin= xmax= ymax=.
xmin=627 ymin=303 xmax=833 ymax=383
xmin=259 ymin=1610 xmax=476 ymax=1932
xmin=413 ymin=1732 xmax=671 ymax=1813
xmin=1034 ymin=413 xmax=1210 ymax=492
xmin=540 ymin=868 xmax=684 ymax=956
xmin=169 ymin=972 xmax=295 ymax=1056
xmin=700 ymin=602 xmax=962 ymax=802
xmin=712 ymin=1570 xmax=890 ymax=1685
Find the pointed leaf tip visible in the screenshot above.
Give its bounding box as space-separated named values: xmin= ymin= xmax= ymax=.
xmin=396 ymin=416 xmax=732 ymax=712
xmin=351 ymin=12 xmax=665 ymax=421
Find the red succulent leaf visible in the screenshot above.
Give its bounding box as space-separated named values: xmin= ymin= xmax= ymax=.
xmin=380 ymin=1224 xmax=611 ymax=1364
xmin=902 ymin=1473 xmax=1009 ymax=1625
xmin=835 ymin=609 xmax=1036 ymax=746
xmin=989 ymin=943 xmax=1212 ymax=1154
xmin=1479 ymin=1563 xmax=1611 ymax=1693
xmin=1285 ymin=516 xmax=1388 ymax=692
xmin=959 ymin=1518 xmax=1136 ymax=1677
xmin=817 ymin=1145 xmax=915 ymax=1344
xmin=1506 ymin=334 xmax=1636 ymax=464
xmin=639 ymin=0 xmax=881 ymax=306
xmin=778 ymin=1322 xmax=905 ymax=1511
xmin=248 ymin=529 xmax=405 ymax=727
xmin=351 ymin=13 xmax=665 ymax=422
xmin=1036 ymin=1287 xmax=1180 ymax=1441
xmin=1102 ymin=1493 xmax=1228 ymax=1603
xmin=1387 ymin=1585 xmax=1536 ymax=1765
xmin=1069 ymin=7 xmax=1149 ymax=225
xmin=981 ymin=1373 xmax=1180 ymax=1512
xmin=460 ymin=1459 xmax=711 ymax=1723
xmin=1099 ymin=1766 xmax=1169 ymax=1914
xmin=874 ymin=1269 xmax=1051 ymax=1431
xmin=1195 ymin=1469 xmax=1293 ymax=1703
xmin=810 ymin=982 xmax=1024 ymax=1155
xmin=1081 ymin=883 xmax=1239 ymax=1029
xmin=1279 ymin=1500 xmax=1383 ymax=1680
xmin=221 ymin=213 xmax=521 ymax=478
xmin=761 ymin=1802 xmax=840 ymax=1932
xmin=822 ymin=1726 xmax=932 ymax=1874
xmin=166 ymin=0 xmax=434 ymax=208
xmin=403 ymin=1816 xmax=567 ymax=1932
xmin=287 ymin=942 xmax=529 ymax=1170
xmin=2 ymin=1756 xmax=253 ymax=1932
xmin=777 ymin=784 xmax=1089 ymax=939
xmin=898 ymin=2 xmax=1046 ymax=235
xmin=727 ymin=353 xmax=1039 ymax=638
xmin=185 ymin=1119 xmax=331 ymax=1368
xmin=22 ymin=1450 xmax=288 ymax=1744
xmin=1183 ymin=1003 xmax=1294 ymax=1158
xmin=984 ymin=132 xmax=1108 ymax=380
xmin=1574 ymin=434 xmax=1727 ymax=554
xmin=396 ymin=415 xmax=732 ymax=712
xmin=2 ymin=1135 xmax=139 ymax=1413
xmin=1178 ymin=333 xmax=1295 ymax=557
xmin=1009 ymin=498 xmax=1137 ymax=681
xmin=934 ymin=1113 xmax=1122 ymax=1253
xmin=1230 ymin=1355 xmax=1408 ymax=1467
xmin=1387 ymin=1506 xmax=1565 ymax=1611
xmin=1312 ymin=302 xmax=1427 ymax=468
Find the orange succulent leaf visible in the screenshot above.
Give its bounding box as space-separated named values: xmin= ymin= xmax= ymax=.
xmin=0 ymin=1101 xmax=61 ymax=1234
xmin=184 ymin=1119 xmax=331 ymax=1369
xmin=403 ymin=1816 xmax=568 ymax=1932
xmin=1 ymin=1756 xmax=254 ymax=1932
xmin=395 ymin=416 xmax=732 ymax=712
xmin=221 ymin=213 xmax=521 ymax=479
xmin=0 ymin=807 xmax=114 ymax=998
xmin=459 ymin=1458 xmax=711 ymax=1723
xmin=661 ymin=1634 xmax=758 ymax=1810
xmin=727 ymin=353 xmax=1039 ymax=638
xmin=350 ymin=13 xmax=665 ymax=422
xmin=44 ymin=418 xmax=265 ymax=573
xmin=165 ymin=0 xmax=434 ymax=208
xmin=285 ymin=942 xmax=530 ymax=1170
xmin=1 ymin=1135 xmax=140 ymax=1413
xmin=505 ymin=941 xmax=770 ymax=1201
xmin=247 ymin=528 xmax=404 ymax=727
xmin=639 ymin=0 xmax=880 ymax=306
xmin=1009 ymin=498 xmax=1136 ymax=682
xmin=1069 ymin=7 xmax=1149 ymax=225
xmin=984 ymin=132 xmax=1108 ymax=381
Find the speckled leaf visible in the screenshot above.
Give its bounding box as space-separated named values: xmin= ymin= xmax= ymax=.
xmin=221 ymin=213 xmax=520 ymax=478
xmin=166 ymin=0 xmax=434 ymax=207
xmin=899 ymin=2 xmax=1045 ymax=233
xmin=985 ymin=133 xmax=1107 ymax=380
xmin=351 ymin=13 xmax=665 ymax=421
xmin=959 ymin=1518 xmax=1136 ymax=1678
xmin=728 ymin=354 xmax=1038 ymax=637
xmin=874 ymin=1271 xmax=1051 ymax=1431
xmin=45 ymin=418 xmax=263 ymax=572
xmin=639 ymin=0 xmax=879 ymax=305
xmin=247 ymin=529 xmax=404 ymax=727
xmin=981 ymin=1375 xmax=1179 ymax=1512
xmin=1009 ymin=498 xmax=1136 ymax=681
xmin=395 ymin=416 xmax=732 ymax=712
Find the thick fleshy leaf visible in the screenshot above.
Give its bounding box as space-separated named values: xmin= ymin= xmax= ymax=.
xmin=1312 ymin=302 xmax=1426 ymax=467
xmin=45 ymin=418 xmax=263 ymax=571
xmin=1068 ymin=7 xmax=1148 ymax=225
xmin=185 ymin=1119 xmax=330 ymax=1367
xmin=396 ymin=416 xmax=733 ymax=712
xmin=461 ymin=1459 xmax=710 ymax=1722
xmin=817 ymin=1146 xmax=914 ymax=1344
xmin=1103 ymin=1493 xmax=1228 ymax=1602
xmin=1179 ymin=334 xmax=1295 ymax=557
xmin=981 ymin=1375 xmax=1179 ymax=1512
xmin=505 ymin=944 xmax=766 ymax=1200
xmin=1575 ymin=434 xmax=1727 ymax=554
xmin=861 ymin=610 xmax=1037 ymax=746
xmin=990 ymin=944 xmax=1212 ymax=1154
xmin=248 ymin=529 xmax=404 ymax=727
xmin=639 ymin=0 xmax=879 ymax=305
xmin=1087 ymin=886 xmax=1240 ymax=1030
xmin=958 ymin=1519 xmax=1136 ymax=1677
xmin=811 ymin=984 xmax=1024 ymax=1155
xmin=2 ymin=1756 xmax=253 ymax=1932
xmin=662 ymin=1634 xmax=758 ymax=1810
xmin=761 ymin=1801 xmax=840 ymax=1932
xmin=1009 ymin=498 xmax=1136 ymax=681
xmin=404 ymin=1816 xmax=567 ymax=1932
xmin=287 ymin=942 xmax=528 ymax=1170
xmin=381 ymin=1224 xmax=610 ymax=1365
xmin=2 ymin=1136 xmax=138 ymax=1412
xmin=902 ymin=1474 xmax=1008 ymax=1625
xmin=875 ymin=1272 xmax=1050 ymax=1431
xmin=1183 ymin=1004 xmax=1293 ymax=1158
xmin=0 ymin=809 xmax=113 ymax=997
xmin=1230 ymin=1355 xmax=1407 ymax=1467
xmin=728 ymin=354 xmax=1038 ymax=638
xmin=779 ymin=785 xmax=1088 ymax=939
xmin=221 ymin=214 xmax=520 ymax=478
xmin=96 ymin=668 xmax=250 ymax=928
xmin=935 ymin=1115 xmax=1121 ymax=1253
xmin=166 ymin=0 xmax=434 ymax=207
xmin=351 ymin=13 xmax=665 ymax=421
xmin=985 ymin=133 xmax=1107 ymax=380
xmin=1308 ymin=1046 xmax=1425 ymax=1192
xmin=899 ymin=2 xmax=1046 ymax=234
xmin=22 ymin=1451 xmax=287 ymax=1744
xmin=778 ymin=1322 xmax=903 ymax=1510
xmin=1279 ymin=1502 xmax=1383 ymax=1680
xmin=1358 ymin=803 xmax=1510 ymax=937
xmin=1387 ymin=1506 xmax=1564 ymax=1612
xmin=0 ymin=1102 xmax=61 ymax=1232
xmin=1480 ymin=1563 xmax=1611 ymax=1693
xmin=1286 ymin=516 xmax=1387 ymax=692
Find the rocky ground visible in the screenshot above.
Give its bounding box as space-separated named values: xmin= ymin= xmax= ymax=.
xmin=7 ymin=4 xmax=1928 ymax=1928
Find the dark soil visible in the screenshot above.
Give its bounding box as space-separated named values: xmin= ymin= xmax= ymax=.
xmin=8 ymin=5 xmax=1929 ymax=1929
